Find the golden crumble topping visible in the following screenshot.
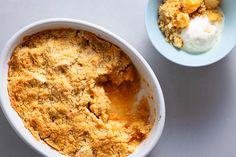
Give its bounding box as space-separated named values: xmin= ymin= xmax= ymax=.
xmin=204 ymin=0 xmax=220 ymax=9
xmin=8 ymin=29 xmax=153 ymax=157
xmin=158 ymin=0 xmax=222 ymax=48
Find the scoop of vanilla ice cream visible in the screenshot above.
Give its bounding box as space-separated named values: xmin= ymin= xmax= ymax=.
xmin=181 ymin=16 xmax=221 ymax=53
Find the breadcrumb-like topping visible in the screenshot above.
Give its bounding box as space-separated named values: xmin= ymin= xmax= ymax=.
xmin=158 ymin=0 xmax=222 ymax=48
xmin=204 ymin=0 xmax=220 ymax=9
xmin=8 ymin=29 xmax=153 ymax=157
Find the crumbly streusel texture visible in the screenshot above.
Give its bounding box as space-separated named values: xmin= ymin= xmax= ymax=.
xmin=8 ymin=29 xmax=152 ymax=157
xmin=158 ymin=0 xmax=222 ymax=48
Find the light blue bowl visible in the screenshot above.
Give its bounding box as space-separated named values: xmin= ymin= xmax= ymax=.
xmin=146 ymin=0 xmax=236 ymax=67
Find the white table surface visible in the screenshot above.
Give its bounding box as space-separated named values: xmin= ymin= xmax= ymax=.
xmin=0 ymin=0 xmax=236 ymax=157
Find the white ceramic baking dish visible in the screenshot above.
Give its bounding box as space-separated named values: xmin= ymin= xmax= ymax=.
xmin=0 ymin=18 xmax=165 ymax=157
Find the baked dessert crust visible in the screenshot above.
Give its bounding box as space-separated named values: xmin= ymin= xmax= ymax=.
xmin=8 ymin=29 xmax=153 ymax=157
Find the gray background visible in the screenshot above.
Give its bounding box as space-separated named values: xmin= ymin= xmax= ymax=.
xmin=0 ymin=0 xmax=236 ymax=157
